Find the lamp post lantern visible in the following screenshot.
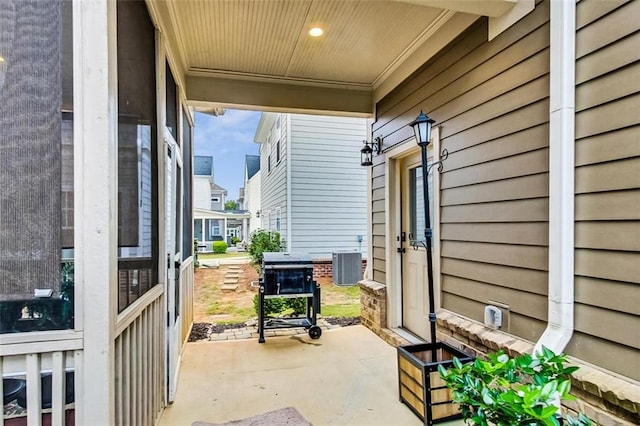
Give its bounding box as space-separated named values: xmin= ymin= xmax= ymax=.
xmin=409 ymin=110 xmax=435 ymax=147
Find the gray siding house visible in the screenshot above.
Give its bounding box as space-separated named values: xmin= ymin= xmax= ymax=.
xmin=255 ymin=113 xmax=368 ymax=258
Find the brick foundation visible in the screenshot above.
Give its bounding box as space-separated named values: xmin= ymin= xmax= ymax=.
xmin=358 ymin=280 xmax=387 ymax=334
xmin=435 ymin=310 xmax=640 ymax=426
xmin=355 ymin=284 xmax=639 ymax=425
xmin=357 ymin=280 xmax=412 ymax=347
xmin=312 ymin=258 xmax=367 ymax=279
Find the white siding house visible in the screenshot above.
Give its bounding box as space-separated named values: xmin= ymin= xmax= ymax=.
xmin=256 ymin=114 xmax=288 ymax=236
xmin=254 ymin=113 xmax=368 ymax=258
xmin=243 ymin=155 xmax=262 ymax=236
xmin=193 ymin=155 xmax=249 ymax=248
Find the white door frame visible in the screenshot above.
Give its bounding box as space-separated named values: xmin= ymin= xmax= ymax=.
xmin=157 ymin=31 xmax=186 ymax=402
xmin=384 ymin=127 xmax=442 ymax=332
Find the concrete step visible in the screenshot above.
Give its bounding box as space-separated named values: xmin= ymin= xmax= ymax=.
xmin=223 ymin=279 xmax=239 ymax=285
xmin=228 ymin=265 xmax=241 ymax=270
xmin=221 ymin=284 xmax=238 ymax=291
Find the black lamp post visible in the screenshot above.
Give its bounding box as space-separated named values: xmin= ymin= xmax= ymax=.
xmin=397 ymin=112 xmax=475 ymax=425
xmin=408 ymin=110 xmax=437 ymax=356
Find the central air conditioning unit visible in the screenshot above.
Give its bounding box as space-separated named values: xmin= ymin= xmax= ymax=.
xmin=332 ymin=251 xmax=362 ymax=285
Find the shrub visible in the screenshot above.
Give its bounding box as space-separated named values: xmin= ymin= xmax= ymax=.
xmin=438 ymin=347 xmax=592 ymax=426
xmin=248 ymin=229 xmax=282 ymax=271
xmin=231 ymin=236 xmax=241 ymax=245
xmin=253 ymin=294 xmax=284 ymax=316
xmin=212 ymin=241 xmax=228 ymax=254
xmin=284 ymin=298 xmax=307 ymax=316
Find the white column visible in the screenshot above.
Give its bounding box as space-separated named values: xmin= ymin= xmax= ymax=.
xmin=73 ymin=0 xmax=118 ymax=423
xmin=242 ymin=218 xmax=248 ymax=241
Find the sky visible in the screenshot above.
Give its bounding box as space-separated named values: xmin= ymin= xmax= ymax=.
xmin=194 ymin=109 xmax=262 ymax=201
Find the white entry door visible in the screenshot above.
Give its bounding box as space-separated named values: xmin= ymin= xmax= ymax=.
xmin=165 ymin=133 xmax=183 ymax=401
xmin=400 ymin=149 xmax=433 ymax=341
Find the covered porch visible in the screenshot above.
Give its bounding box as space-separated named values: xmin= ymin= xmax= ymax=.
xmin=159 ymin=325 xmax=461 ymax=426
xmin=9 ymin=0 xmax=637 ymax=425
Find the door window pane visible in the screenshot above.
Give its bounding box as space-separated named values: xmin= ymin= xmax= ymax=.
xmin=166 ymin=64 xmax=178 ymax=141
xmin=182 ymin=112 xmax=193 ymax=259
xmin=409 ymin=163 xmax=433 ymax=244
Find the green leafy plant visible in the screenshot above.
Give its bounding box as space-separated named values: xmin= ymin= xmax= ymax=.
xmin=231 ymin=236 xmax=241 ymax=245
xmin=248 ymin=229 xmax=282 ymax=272
xmin=252 ymin=294 xmax=284 ymax=316
xmin=284 ymin=298 xmax=307 ymax=316
xmin=438 ymin=347 xmax=591 ymax=426
xmin=212 ymin=241 xmax=228 ymax=254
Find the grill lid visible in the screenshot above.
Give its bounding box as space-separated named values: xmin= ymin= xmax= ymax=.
xmin=263 ymin=252 xmax=313 ymax=267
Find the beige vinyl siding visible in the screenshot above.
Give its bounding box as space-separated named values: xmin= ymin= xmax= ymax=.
xmin=289 ymin=114 xmax=367 ymax=258
xmin=570 ymin=0 xmax=640 ymax=381
xmin=260 ymin=114 xmax=287 ymax=234
xmin=373 ymin=3 xmax=551 ymax=343
xmin=371 ymin=159 xmax=386 ymax=283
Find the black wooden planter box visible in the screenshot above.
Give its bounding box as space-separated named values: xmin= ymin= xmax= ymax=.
xmin=397 ymin=342 xmax=474 ymax=425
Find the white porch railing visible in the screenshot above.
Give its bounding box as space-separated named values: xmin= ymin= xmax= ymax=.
xmin=181 ymin=258 xmax=195 ymax=344
xmin=0 ymin=333 xmax=81 ymax=426
xmin=114 ymin=285 xmax=165 ymax=426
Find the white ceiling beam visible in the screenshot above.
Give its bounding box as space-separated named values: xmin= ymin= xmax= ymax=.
xmin=392 ymin=0 xmax=517 ymax=18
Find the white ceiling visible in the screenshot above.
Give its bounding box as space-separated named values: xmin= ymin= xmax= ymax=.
xmin=171 ymin=0 xmax=448 ymax=87
xmin=154 ymin=0 xmax=526 ymax=114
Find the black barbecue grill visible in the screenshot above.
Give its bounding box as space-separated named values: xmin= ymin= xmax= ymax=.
xmin=258 ymin=252 xmax=322 ymax=343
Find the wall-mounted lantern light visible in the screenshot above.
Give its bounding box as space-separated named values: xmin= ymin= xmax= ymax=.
xmin=360 ymin=137 xmax=382 ymax=167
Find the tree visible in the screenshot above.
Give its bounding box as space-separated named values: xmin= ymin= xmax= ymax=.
xmin=224 ymin=200 xmax=238 ymax=210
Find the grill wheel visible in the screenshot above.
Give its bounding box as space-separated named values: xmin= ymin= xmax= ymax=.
xmin=308 ymin=325 xmax=322 ymax=340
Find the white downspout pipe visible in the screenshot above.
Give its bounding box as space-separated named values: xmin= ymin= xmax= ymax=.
xmin=533 ymin=0 xmax=576 ymax=356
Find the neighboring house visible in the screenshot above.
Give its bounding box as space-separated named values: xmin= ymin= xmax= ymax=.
xmin=193 ymin=156 xmax=248 ymax=248
xmin=254 ymin=113 xmax=368 ymax=258
xmin=2 ymin=1 xmax=636 ymax=425
xmin=209 ymin=183 xmax=227 ymax=211
xmin=242 ymin=154 xmax=262 ymax=237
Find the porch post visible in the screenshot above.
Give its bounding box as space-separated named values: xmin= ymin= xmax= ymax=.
xmin=74 ymin=0 xmax=118 ymax=423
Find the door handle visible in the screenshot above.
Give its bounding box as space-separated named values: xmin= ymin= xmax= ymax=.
xmin=397 ymin=247 xmax=406 ymax=254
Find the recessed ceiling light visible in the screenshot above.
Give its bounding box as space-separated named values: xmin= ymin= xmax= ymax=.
xmin=0 ymin=56 xmax=4 ymax=62
xmin=309 ymin=27 xmax=324 ymax=37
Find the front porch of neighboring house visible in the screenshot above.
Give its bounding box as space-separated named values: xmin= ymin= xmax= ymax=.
xmin=193 ymin=209 xmax=250 ymax=251
xmin=1 ymin=1 xmax=638 ymax=426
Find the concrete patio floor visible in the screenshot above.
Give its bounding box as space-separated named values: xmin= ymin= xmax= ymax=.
xmin=159 ymin=325 xmax=464 ymax=426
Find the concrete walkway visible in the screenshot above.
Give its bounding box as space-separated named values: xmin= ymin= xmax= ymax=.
xmin=160 ymin=325 xmax=464 ymax=426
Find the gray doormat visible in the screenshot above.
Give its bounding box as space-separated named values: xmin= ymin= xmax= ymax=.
xmin=192 ymin=407 xmax=312 ymax=426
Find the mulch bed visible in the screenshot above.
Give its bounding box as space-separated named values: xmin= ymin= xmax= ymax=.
xmin=188 ymin=317 xmax=361 ymax=342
